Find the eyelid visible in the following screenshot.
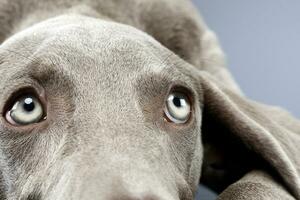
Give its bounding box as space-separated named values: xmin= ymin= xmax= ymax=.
xmin=3 ymin=87 xmax=41 ymax=112
xmin=166 ymin=85 xmax=195 ymax=107
xmin=0 ymin=78 xmax=41 ymax=109
xmin=5 ymin=110 xmax=18 ymax=125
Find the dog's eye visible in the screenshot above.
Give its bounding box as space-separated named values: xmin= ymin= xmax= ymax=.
xmin=5 ymin=94 xmax=45 ymax=126
xmin=164 ymin=91 xmax=191 ymax=124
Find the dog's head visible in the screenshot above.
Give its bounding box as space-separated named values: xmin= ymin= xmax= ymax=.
xmin=0 ymin=15 xmax=298 ymax=200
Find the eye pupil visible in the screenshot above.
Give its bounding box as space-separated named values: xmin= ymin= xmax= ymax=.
xmin=23 ymin=97 xmax=35 ymax=112
xmin=173 ymin=97 xmax=182 ymax=107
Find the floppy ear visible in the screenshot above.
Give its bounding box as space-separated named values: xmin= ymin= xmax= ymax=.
xmin=139 ymin=0 xmax=241 ymax=94
xmin=217 ymin=170 xmax=296 ymax=200
xmin=198 ymin=73 xmax=300 ymax=199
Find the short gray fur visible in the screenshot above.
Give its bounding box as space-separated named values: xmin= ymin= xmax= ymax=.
xmin=0 ymin=1 xmax=300 ymax=200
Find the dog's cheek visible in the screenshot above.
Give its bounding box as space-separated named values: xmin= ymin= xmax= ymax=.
xmin=0 ymin=165 xmax=7 ymax=199
xmin=188 ymin=138 xmax=203 ymax=194
xmin=0 ymin=124 xmax=69 ymax=198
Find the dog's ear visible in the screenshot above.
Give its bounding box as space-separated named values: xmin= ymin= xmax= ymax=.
xmin=197 ymin=73 xmax=300 ymax=199
xmin=217 ymin=170 xmax=296 ymax=200
xmin=140 ymin=0 xmax=241 ymax=94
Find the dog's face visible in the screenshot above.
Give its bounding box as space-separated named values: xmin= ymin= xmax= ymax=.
xmin=0 ymin=15 xmax=204 ymax=200
xmin=0 ymin=11 xmax=296 ymax=200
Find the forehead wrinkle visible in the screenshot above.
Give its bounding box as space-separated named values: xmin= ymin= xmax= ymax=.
xmin=0 ymin=47 xmax=37 ymax=67
xmin=146 ymin=51 xmax=176 ymax=74
xmin=28 ymin=56 xmax=75 ymax=87
xmin=0 ymin=52 xmax=75 ymax=99
xmin=30 ymin=37 xmax=100 ymax=75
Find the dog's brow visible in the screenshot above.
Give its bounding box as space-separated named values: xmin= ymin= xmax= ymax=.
xmin=0 ymin=48 xmax=37 ymax=63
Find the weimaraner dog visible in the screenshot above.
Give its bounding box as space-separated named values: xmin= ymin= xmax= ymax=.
xmin=0 ymin=0 xmax=300 ymax=200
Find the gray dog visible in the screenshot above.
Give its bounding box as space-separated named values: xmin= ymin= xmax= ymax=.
xmin=1 ymin=0 xmax=300 ymax=200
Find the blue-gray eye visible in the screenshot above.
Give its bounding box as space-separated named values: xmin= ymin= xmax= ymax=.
xmin=5 ymin=95 xmax=44 ymax=125
xmin=164 ymin=92 xmax=191 ymax=123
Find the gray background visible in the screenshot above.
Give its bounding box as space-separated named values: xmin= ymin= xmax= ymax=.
xmin=192 ymin=0 xmax=300 ymax=199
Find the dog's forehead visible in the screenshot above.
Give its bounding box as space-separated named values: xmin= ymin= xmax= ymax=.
xmin=0 ymin=15 xmax=190 ymax=114
xmin=2 ymin=15 xmax=169 ymax=76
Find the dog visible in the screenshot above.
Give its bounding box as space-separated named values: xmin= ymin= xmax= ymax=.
xmin=0 ymin=0 xmax=300 ymax=200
